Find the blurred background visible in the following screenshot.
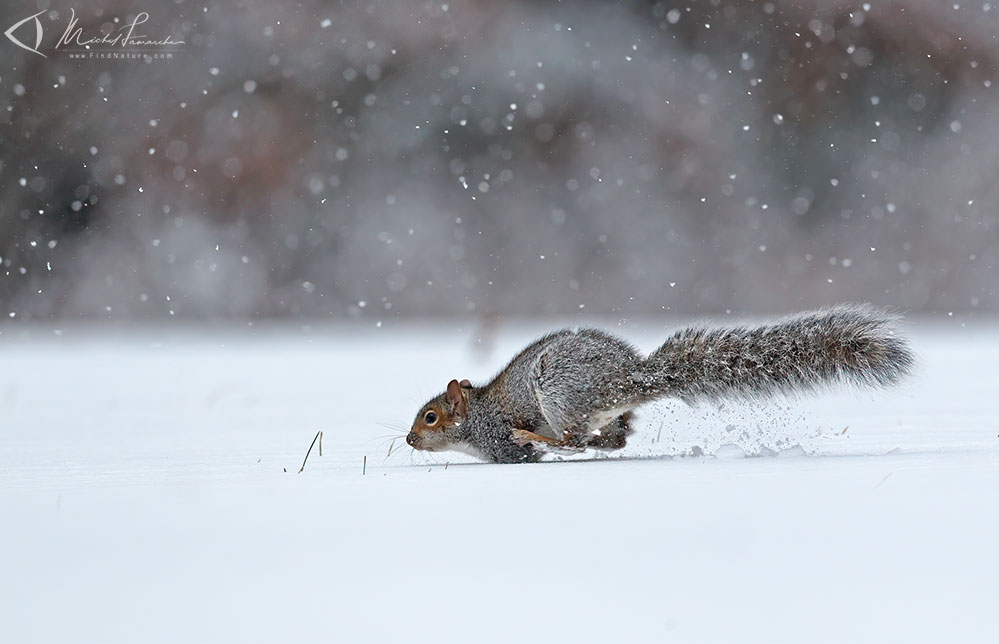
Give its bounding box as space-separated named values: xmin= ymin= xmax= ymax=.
xmin=1 ymin=0 xmax=996 ymax=322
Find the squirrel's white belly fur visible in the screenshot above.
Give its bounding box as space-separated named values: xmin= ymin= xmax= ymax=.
xmin=449 ymin=441 xmax=490 ymax=461
xmin=585 ymin=406 xmax=635 ymax=433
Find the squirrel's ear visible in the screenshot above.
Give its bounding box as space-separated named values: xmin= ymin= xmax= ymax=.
xmin=445 ymin=379 xmax=468 ymax=418
xmin=459 ymin=379 xmax=472 ymax=388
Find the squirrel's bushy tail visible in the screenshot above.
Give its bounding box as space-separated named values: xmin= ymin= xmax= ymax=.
xmin=640 ymin=304 xmax=914 ymax=403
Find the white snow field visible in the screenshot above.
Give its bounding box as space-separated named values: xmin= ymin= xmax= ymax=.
xmin=1 ymin=318 xmax=997 ymax=643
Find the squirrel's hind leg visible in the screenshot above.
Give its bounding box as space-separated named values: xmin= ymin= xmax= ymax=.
xmin=587 ymin=412 xmax=634 ymax=451
xmin=529 ymin=333 xmax=643 ymax=448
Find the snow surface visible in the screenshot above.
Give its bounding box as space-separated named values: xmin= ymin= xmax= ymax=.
xmin=1 ymin=319 xmax=997 ymax=643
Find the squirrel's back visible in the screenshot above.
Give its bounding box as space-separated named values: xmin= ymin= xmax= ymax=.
xmin=641 ymin=304 xmax=913 ymax=403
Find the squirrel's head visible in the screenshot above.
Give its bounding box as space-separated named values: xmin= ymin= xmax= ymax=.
xmin=407 ymin=378 xmax=472 ymax=452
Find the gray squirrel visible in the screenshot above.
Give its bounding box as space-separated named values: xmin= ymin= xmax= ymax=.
xmin=406 ymin=304 xmax=914 ymax=464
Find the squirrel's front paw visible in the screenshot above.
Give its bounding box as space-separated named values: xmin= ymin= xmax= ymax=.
xmin=511 ymin=429 xmax=586 ymax=455
xmin=510 ymin=429 xmax=539 ymax=447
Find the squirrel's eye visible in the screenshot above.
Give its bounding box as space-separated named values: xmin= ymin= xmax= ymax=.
xmin=424 ymin=411 xmax=438 ymax=425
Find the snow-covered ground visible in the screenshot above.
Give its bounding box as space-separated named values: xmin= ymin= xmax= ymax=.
xmin=1 ymin=318 xmax=997 ymax=643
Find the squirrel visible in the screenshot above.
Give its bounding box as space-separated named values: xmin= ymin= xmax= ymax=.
xmin=406 ymin=304 xmax=914 ymax=464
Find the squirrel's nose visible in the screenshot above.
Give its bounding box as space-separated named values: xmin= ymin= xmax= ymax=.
xmin=406 ymin=432 xmax=419 ymax=448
